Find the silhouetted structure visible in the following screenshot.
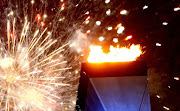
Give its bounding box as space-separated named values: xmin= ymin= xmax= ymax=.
xmin=76 ymin=61 xmax=151 ymax=111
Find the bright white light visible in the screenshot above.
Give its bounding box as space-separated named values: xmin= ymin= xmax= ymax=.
xmin=72 ymin=100 xmax=76 ymax=104
xmin=0 ymin=58 xmax=14 ymax=69
xmin=99 ymin=36 xmax=104 ymax=41
xmin=120 ymin=10 xmax=127 ymax=15
xmin=8 ymin=11 xmax=14 ymax=16
xmin=162 ymin=22 xmax=168 ymax=25
xmin=105 ymin=0 xmax=110 ymax=4
xmin=86 ymin=30 xmax=90 ymax=33
xmin=143 ymin=5 xmax=148 ymax=10
xmin=168 ymin=86 xmax=171 ymax=88
xmin=75 ymin=70 xmax=78 ymax=74
xmin=60 ymin=102 xmax=63 ymax=105
xmin=163 ymin=106 xmax=170 ymax=110
xmin=43 ymin=14 xmax=47 ymax=18
xmin=106 ymin=9 xmax=111 ymax=15
xmin=77 ymin=49 xmax=81 ymax=53
xmin=47 ymin=108 xmax=52 ymax=111
xmin=96 ymin=21 xmax=101 ymax=26
xmin=174 ymin=77 xmax=179 ymax=80
xmin=117 ymin=26 xmax=125 ymax=34
xmin=61 ymin=7 xmax=65 ymax=10
xmin=156 ymin=43 xmax=161 ymax=47
xmin=156 ymin=95 xmax=160 ymax=98
xmin=47 ymin=31 xmax=51 ymax=35
xmin=85 ymin=20 xmax=89 ymax=24
xmin=31 ymin=0 xmax=35 ymax=4
xmin=107 ymin=27 xmax=112 ymax=30
xmin=85 ymin=11 xmax=89 ymax=14
xmin=59 ymin=17 xmax=65 ymax=21
xmin=113 ymin=38 xmax=118 ymax=43
xmin=174 ymin=7 xmax=180 ymax=11
xmin=61 ymin=0 xmax=64 ymax=2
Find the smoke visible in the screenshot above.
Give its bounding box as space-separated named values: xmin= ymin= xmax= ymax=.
xmin=70 ymin=29 xmax=89 ymax=53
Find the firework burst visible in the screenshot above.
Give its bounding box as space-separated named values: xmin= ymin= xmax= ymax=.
xmin=0 ymin=17 xmax=72 ymax=111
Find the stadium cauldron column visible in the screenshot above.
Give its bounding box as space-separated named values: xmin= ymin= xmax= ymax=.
xmin=76 ymin=61 xmax=151 ymax=111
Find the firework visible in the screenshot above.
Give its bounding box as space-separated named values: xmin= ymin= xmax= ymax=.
xmin=0 ymin=16 xmax=73 ymax=110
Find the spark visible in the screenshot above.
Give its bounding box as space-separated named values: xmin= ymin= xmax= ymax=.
xmin=40 ymin=22 xmax=45 ymax=27
xmin=86 ymin=30 xmax=91 ymax=33
xmin=77 ymin=49 xmax=81 ymax=53
xmin=156 ymin=95 xmax=160 ymax=98
xmin=107 ymin=27 xmax=112 ymax=30
xmin=113 ymin=38 xmax=118 ymax=43
xmin=174 ymin=77 xmax=179 ymax=80
xmin=85 ymin=20 xmax=89 ymax=24
xmin=43 ymin=14 xmax=47 ymax=18
xmin=143 ymin=5 xmax=148 ymax=10
xmin=120 ymin=10 xmax=127 ymax=15
xmin=8 ymin=11 xmax=14 ymax=16
xmin=85 ymin=16 xmax=91 ymax=21
xmin=156 ymin=43 xmax=161 ymax=47
xmin=125 ymin=35 xmax=132 ymax=41
xmin=96 ymin=21 xmax=101 ymax=26
xmin=162 ymin=22 xmax=168 ymax=25
xmin=106 ymin=9 xmax=111 ymax=15
xmin=174 ymin=7 xmax=180 ymax=11
xmin=31 ymin=0 xmax=35 ymax=4
xmin=163 ymin=106 xmax=170 ymax=110
xmin=99 ymin=36 xmax=105 ymax=41
xmin=105 ymin=0 xmax=110 ymax=4
xmin=85 ymin=11 xmax=89 ymax=14
xmin=61 ymin=3 xmax=65 ymax=10
xmin=117 ymin=25 xmax=125 ymax=34
xmin=115 ymin=23 xmax=122 ymax=29
xmin=72 ymin=100 xmax=76 ymax=104
xmin=35 ymin=14 xmax=41 ymax=21
xmin=75 ymin=70 xmax=79 ymax=74
xmin=59 ymin=17 xmax=65 ymax=22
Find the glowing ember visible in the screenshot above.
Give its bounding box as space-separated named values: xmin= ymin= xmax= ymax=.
xmin=143 ymin=5 xmax=148 ymax=10
xmin=35 ymin=14 xmax=41 ymax=21
xmin=106 ymin=9 xmax=111 ymax=15
xmin=99 ymin=36 xmax=105 ymax=41
xmin=96 ymin=21 xmax=101 ymax=26
xmin=125 ymin=35 xmax=132 ymax=41
xmin=87 ymin=44 xmax=142 ymax=63
xmin=120 ymin=10 xmax=128 ymax=15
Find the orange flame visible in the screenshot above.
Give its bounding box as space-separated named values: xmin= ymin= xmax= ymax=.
xmin=87 ymin=44 xmax=142 ymax=63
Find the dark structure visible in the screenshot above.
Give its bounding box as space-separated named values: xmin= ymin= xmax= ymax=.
xmin=76 ymin=61 xmax=151 ymax=111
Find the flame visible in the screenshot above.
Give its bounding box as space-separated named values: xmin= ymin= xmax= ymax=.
xmin=87 ymin=44 xmax=142 ymax=63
